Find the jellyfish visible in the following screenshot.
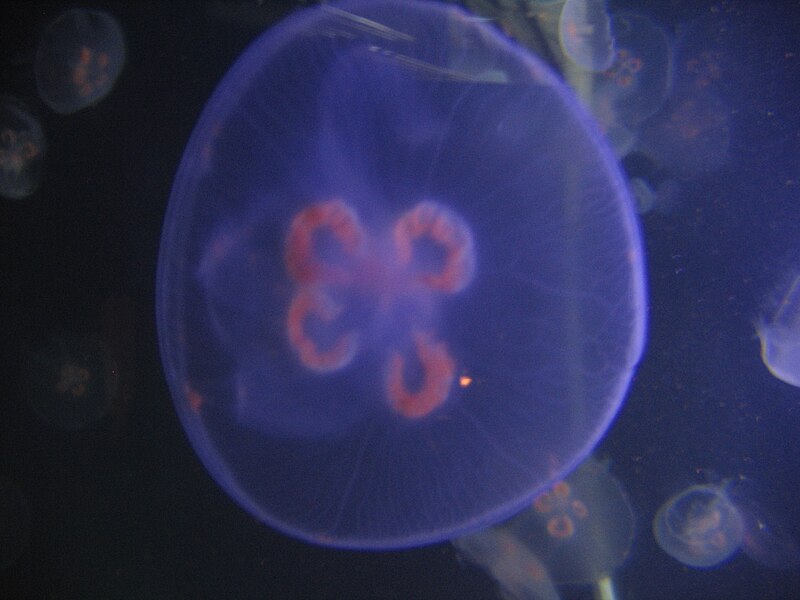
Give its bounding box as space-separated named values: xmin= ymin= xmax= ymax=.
xmin=558 ymin=0 xmax=615 ymax=72
xmin=0 ymin=96 xmax=45 ymax=200
xmin=157 ymin=0 xmax=646 ymax=549
xmin=452 ymin=457 xmax=634 ymax=600
xmin=453 ymin=528 xmax=561 ymax=600
xmin=584 ymin=13 xmax=672 ymax=143
xmin=756 ymin=274 xmax=800 ymax=388
xmin=34 ymin=9 xmax=126 ymax=114
xmin=653 ymin=483 xmax=744 ymax=568
xmin=23 ymin=336 xmax=119 ymax=430
xmin=635 ymin=91 xmax=730 ymax=181
xmin=654 ymin=480 xmax=800 ymax=571
xmin=732 ymin=490 xmax=800 ymax=571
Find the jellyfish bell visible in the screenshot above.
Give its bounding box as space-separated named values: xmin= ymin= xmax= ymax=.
xmin=653 ymin=482 xmax=744 ymax=569
xmin=157 ymin=0 xmax=647 ymax=549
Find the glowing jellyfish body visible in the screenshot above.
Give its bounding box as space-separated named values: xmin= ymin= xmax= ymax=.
xmin=653 ymin=484 xmax=744 ymax=568
xmin=757 ymin=275 xmax=800 ymax=388
xmin=34 ymin=9 xmax=126 ymax=114
xmin=157 ymin=0 xmax=646 ymax=549
xmin=0 ymin=97 xmax=45 ymax=200
xmin=558 ymin=0 xmax=615 ymax=72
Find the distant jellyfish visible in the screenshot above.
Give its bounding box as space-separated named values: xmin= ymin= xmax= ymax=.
xmin=653 ymin=483 xmax=744 ymax=568
xmin=586 ymin=12 xmax=672 ymax=136
xmin=157 ymin=0 xmax=647 ymax=549
xmin=24 ymin=336 xmax=119 ymax=430
xmin=0 ymin=96 xmax=45 ymax=200
xmin=35 ymin=9 xmax=126 ymax=114
xmin=453 ymin=457 xmax=634 ymax=600
xmin=513 ymin=457 xmax=635 ymax=590
xmin=453 ymin=528 xmax=561 ymax=600
xmin=558 ymin=0 xmax=615 ymax=72
xmin=0 ymin=478 xmax=30 ymax=570
xmin=636 ymin=91 xmax=730 ymax=181
xmin=756 ymin=274 xmax=800 ymax=388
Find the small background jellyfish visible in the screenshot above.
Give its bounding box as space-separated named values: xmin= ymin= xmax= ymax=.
xmin=23 ymin=336 xmax=119 ymax=430
xmin=453 ymin=457 xmax=635 ymax=600
xmin=0 ymin=96 xmax=45 ymax=200
xmin=654 ymin=479 xmax=800 ymax=571
xmin=34 ymin=9 xmax=126 ymax=114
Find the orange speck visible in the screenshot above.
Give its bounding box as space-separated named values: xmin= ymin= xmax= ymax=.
xmin=458 ymin=375 xmax=472 ymax=387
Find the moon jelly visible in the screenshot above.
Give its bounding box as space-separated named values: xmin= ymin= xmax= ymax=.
xmin=157 ymin=0 xmax=646 ymax=549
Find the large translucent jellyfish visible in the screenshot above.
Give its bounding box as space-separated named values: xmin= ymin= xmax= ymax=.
xmin=757 ymin=274 xmax=800 ymax=388
xmin=453 ymin=457 xmax=635 ymax=600
xmin=558 ymin=0 xmax=615 ymax=72
xmin=157 ymin=0 xmax=647 ymax=549
xmin=34 ymin=9 xmax=126 ymax=114
xmin=0 ymin=96 xmax=45 ymax=200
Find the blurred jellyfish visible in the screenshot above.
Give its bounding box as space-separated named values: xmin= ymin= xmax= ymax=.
xmin=157 ymin=0 xmax=646 ymax=549
xmin=586 ymin=13 xmax=672 ymax=139
xmin=636 ymin=91 xmax=730 ymax=181
xmin=558 ymin=0 xmax=615 ymax=72
xmin=654 ymin=483 xmax=744 ymax=568
xmin=454 ymin=457 xmax=634 ymax=600
xmin=0 ymin=478 xmax=30 ymax=570
xmin=514 ymin=458 xmax=634 ymax=591
xmin=0 ymin=96 xmax=45 ymax=200
xmin=24 ymin=336 xmax=119 ymax=430
xmin=454 ymin=528 xmax=561 ymax=600
xmin=35 ymin=9 xmax=126 ymax=114
xmin=757 ymin=274 xmax=800 ymax=388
